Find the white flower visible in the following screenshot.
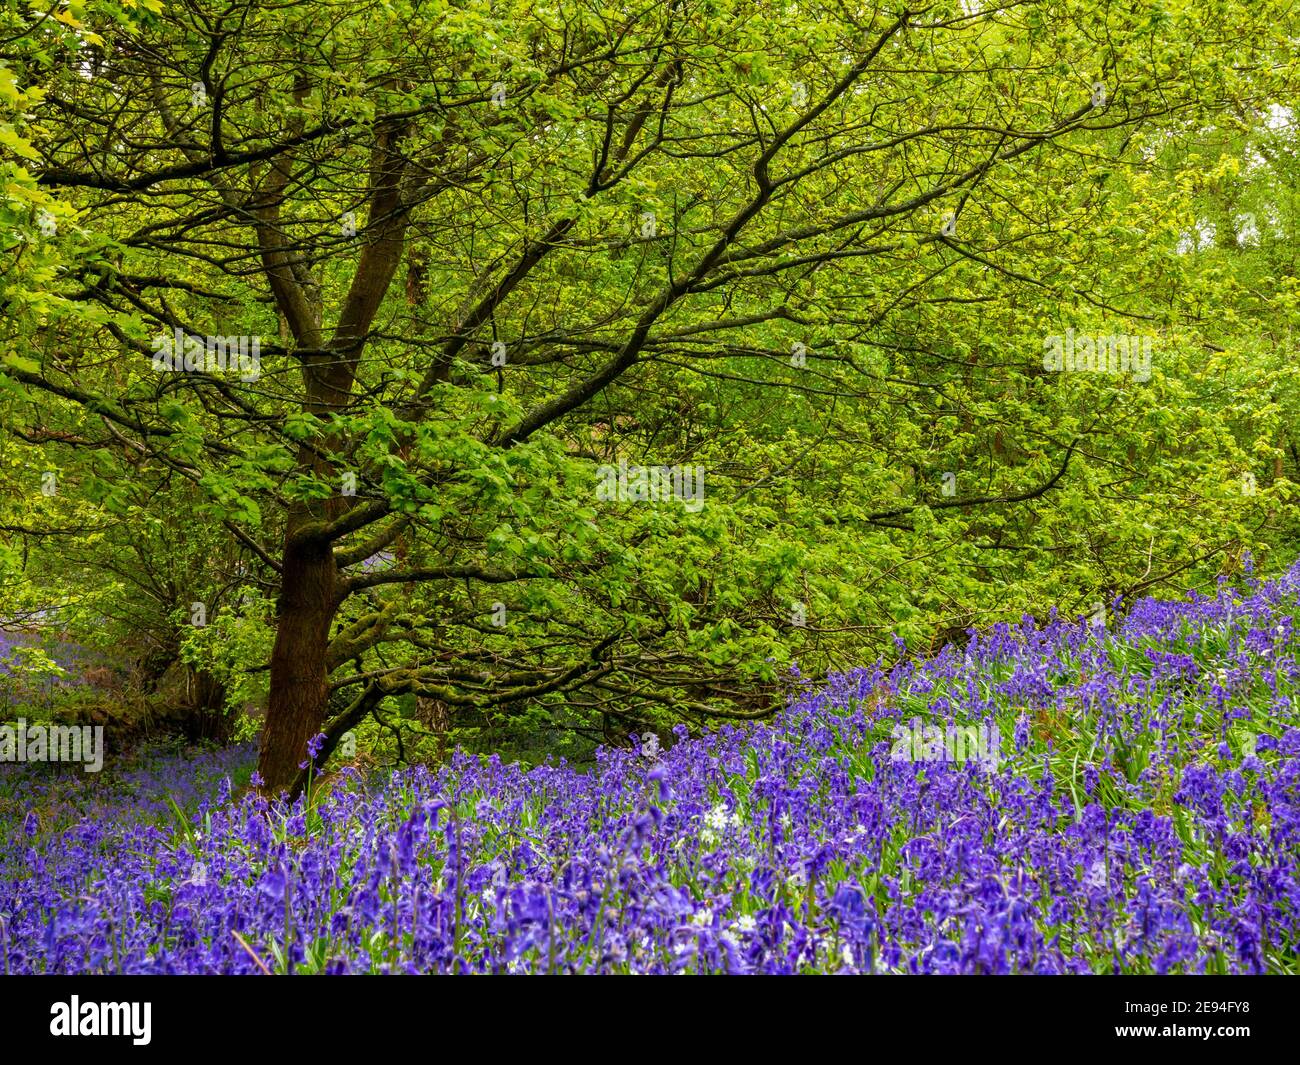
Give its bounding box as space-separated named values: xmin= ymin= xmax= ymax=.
xmin=704 ymin=803 xmax=731 ymax=832
xmin=735 ymin=914 xmax=757 ymax=934
xmin=692 ymin=908 xmax=713 ymax=927
xmin=841 ymin=943 xmax=854 ymax=967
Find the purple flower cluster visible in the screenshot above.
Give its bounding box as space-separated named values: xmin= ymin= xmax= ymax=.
xmin=2 ymin=567 xmax=1299 ymax=974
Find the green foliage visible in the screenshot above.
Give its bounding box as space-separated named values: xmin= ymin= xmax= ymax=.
xmin=0 ymin=0 xmax=1298 ymax=768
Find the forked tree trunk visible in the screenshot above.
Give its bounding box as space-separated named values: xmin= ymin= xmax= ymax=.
xmin=257 ymin=536 xmax=339 ymax=795
xmin=251 ymin=117 xmax=412 ymax=795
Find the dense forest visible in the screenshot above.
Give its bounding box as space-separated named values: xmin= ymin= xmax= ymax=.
xmin=2 ymin=0 xmax=1299 ymax=985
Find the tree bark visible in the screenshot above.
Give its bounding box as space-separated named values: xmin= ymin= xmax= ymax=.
xmin=250 ymin=110 xmax=412 ymax=795
xmin=184 ymin=666 xmax=231 ymax=744
xmin=257 ymin=534 xmax=340 ymax=794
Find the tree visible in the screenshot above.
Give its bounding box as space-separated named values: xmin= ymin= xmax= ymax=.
xmin=5 ymin=0 xmax=1298 ymax=793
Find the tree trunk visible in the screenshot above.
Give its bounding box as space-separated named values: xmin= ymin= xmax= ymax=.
xmin=257 ymin=536 xmax=339 ymax=795
xmin=183 ymin=666 xmax=231 ymax=744
xmin=251 ymin=116 xmax=412 ymax=795
xmin=417 ymin=695 xmax=452 ymax=763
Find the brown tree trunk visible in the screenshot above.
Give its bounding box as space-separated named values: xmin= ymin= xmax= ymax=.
xmin=417 ymin=695 xmax=453 ymax=763
xmin=251 ymin=113 xmax=412 ymax=795
xmin=257 ymin=535 xmax=340 ymax=795
xmin=184 ymin=667 xmax=231 ymax=744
